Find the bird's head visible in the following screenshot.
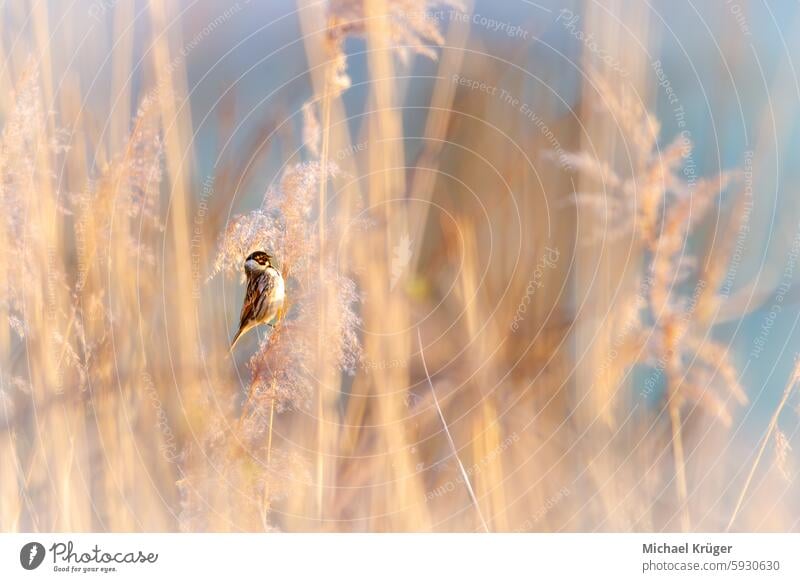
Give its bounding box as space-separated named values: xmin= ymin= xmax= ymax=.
xmin=244 ymin=250 xmax=274 ymax=274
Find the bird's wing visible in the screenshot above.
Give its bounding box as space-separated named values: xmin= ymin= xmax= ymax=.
xmin=237 ymin=272 xmax=274 ymax=328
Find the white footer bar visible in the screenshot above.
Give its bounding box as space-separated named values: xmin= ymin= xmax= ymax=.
xmin=1 ymin=533 xmax=798 ymax=581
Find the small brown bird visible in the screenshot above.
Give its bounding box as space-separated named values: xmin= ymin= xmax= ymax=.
xmin=230 ymin=250 xmax=285 ymax=350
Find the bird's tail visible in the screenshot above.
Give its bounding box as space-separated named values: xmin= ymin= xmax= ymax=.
xmin=229 ymin=326 xmax=247 ymax=353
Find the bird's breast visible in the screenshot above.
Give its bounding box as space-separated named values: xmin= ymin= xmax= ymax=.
xmin=268 ymin=267 xmax=285 ymax=302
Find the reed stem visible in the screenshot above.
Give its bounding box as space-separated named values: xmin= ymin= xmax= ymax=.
xmin=418 ymin=329 xmax=489 ymax=533
xmin=726 ymin=369 xmax=797 ymax=531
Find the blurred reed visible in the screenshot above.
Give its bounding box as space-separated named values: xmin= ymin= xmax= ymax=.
xmin=0 ymin=0 xmax=798 ymax=533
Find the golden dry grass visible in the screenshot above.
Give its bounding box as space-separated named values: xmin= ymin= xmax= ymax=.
xmin=0 ymin=0 xmax=798 ymax=533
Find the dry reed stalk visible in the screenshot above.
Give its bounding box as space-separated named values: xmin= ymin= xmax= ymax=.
xmin=473 ymin=400 xmax=509 ymax=531
xmin=558 ymin=61 xmax=746 ymax=530
xmin=0 ymin=431 xmax=22 ymax=530
xmin=407 ymin=4 xmax=471 ymax=273
xmin=267 ymin=397 xmax=276 ymax=466
xmin=355 ymin=0 xmax=420 ymax=530
xmin=146 ymin=0 xmax=202 ymax=438
xmin=109 ymin=0 xmax=135 ymax=154
xmin=418 ymin=329 xmax=489 ymax=532
xmin=569 ymin=3 xmax=654 ymax=453
xmin=455 ymin=220 xmax=507 ymax=529
xmin=298 ymin=11 xmax=345 ymax=526
xmin=667 ymin=394 xmax=691 ymax=531
xmin=314 ymin=59 xmax=335 ymax=524
xmin=298 ymin=0 xmax=348 ymax=524
xmin=726 ymin=362 xmax=799 ymax=531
